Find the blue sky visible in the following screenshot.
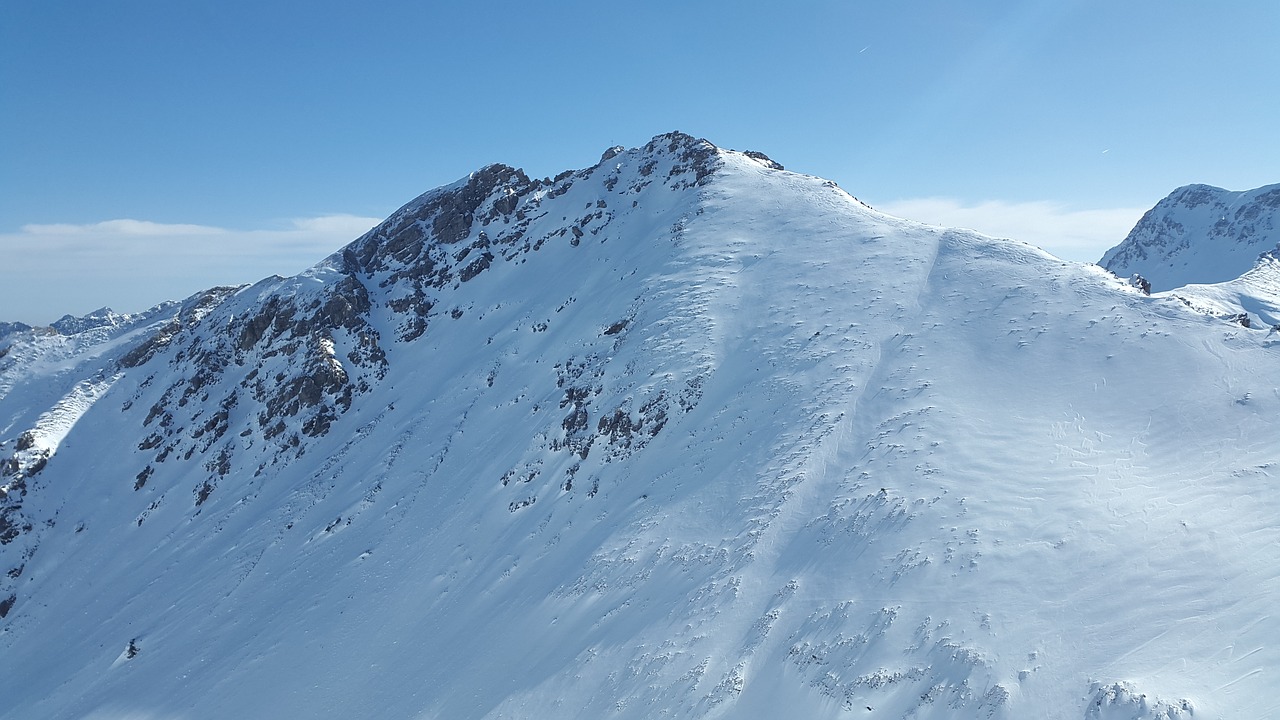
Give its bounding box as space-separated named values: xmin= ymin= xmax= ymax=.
xmin=3 ymin=0 xmax=1278 ymax=323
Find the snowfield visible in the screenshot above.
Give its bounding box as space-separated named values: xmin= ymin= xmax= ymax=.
xmin=1 ymin=133 xmax=1278 ymax=719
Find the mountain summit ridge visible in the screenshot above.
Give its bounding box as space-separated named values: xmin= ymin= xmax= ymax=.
xmin=2 ymin=134 xmax=1279 ymax=719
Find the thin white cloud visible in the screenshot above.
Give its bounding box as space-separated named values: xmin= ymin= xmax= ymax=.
xmin=21 ymin=219 xmax=222 ymax=236
xmin=0 ymin=215 xmax=383 ymax=324
xmin=874 ymin=198 xmax=1146 ymax=264
xmin=286 ymin=215 xmax=383 ymax=236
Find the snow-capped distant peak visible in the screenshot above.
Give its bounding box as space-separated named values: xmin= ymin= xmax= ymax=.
xmin=47 ymin=307 xmax=129 ymax=335
xmin=0 ymin=322 xmax=33 ymax=342
xmin=1100 ymin=181 xmax=1280 ymax=291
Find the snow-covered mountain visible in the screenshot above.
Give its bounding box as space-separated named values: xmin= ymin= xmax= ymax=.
xmin=1101 ymin=182 xmax=1280 ymax=291
xmin=3 ymin=133 xmax=1280 ymax=719
xmin=0 ymin=322 xmax=32 ymax=341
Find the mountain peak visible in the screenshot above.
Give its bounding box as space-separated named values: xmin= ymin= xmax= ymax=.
xmin=332 ymin=132 xmax=746 ymax=342
xmin=1169 ymin=182 xmax=1229 ymax=203
xmin=1100 ymin=181 xmax=1280 ymax=291
xmin=0 ymin=322 xmax=33 ymax=341
xmin=49 ymin=307 xmax=127 ymax=335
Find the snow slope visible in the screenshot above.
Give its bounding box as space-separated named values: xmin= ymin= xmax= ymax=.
xmin=1154 ymin=251 xmax=1280 ymax=332
xmin=2 ymin=134 xmax=1279 ymax=719
xmin=1101 ymin=182 xmax=1280 ymax=291
xmin=0 ymin=303 xmax=183 ymax=484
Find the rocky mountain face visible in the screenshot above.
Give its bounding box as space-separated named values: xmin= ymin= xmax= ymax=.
xmin=0 ymin=322 xmax=32 ymax=341
xmin=1101 ymin=182 xmax=1280 ymax=291
xmin=3 ymin=134 xmax=1280 ymax=720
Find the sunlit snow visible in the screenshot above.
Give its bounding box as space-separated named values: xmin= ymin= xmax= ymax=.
xmin=1 ymin=135 xmax=1277 ymax=719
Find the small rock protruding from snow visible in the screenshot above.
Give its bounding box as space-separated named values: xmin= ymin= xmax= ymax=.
xmin=1126 ymin=273 xmax=1151 ymax=295
xmin=1085 ymin=681 xmax=1194 ymax=720
xmin=599 ymin=145 xmax=625 ymax=163
xmin=741 ymin=150 xmax=784 ymax=171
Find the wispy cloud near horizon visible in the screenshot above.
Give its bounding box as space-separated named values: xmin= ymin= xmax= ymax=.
xmin=0 ymin=215 xmax=383 ymax=324
xmin=874 ymin=198 xmax=1147 ymax=264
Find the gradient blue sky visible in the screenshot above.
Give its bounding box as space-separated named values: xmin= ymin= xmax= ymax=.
xmin=3 ymin=1 xmax=1278 ymax=323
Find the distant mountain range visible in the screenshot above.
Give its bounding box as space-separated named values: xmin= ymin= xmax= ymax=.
xmin=2 ymin=133 xmax=1278 ymax=719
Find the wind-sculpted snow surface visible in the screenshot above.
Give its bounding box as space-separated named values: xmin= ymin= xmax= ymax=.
xmin=1156 ymin=250 xmax=1280 ymax=332
xmin=2 ymin=134 xmax=1279 ymax=719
